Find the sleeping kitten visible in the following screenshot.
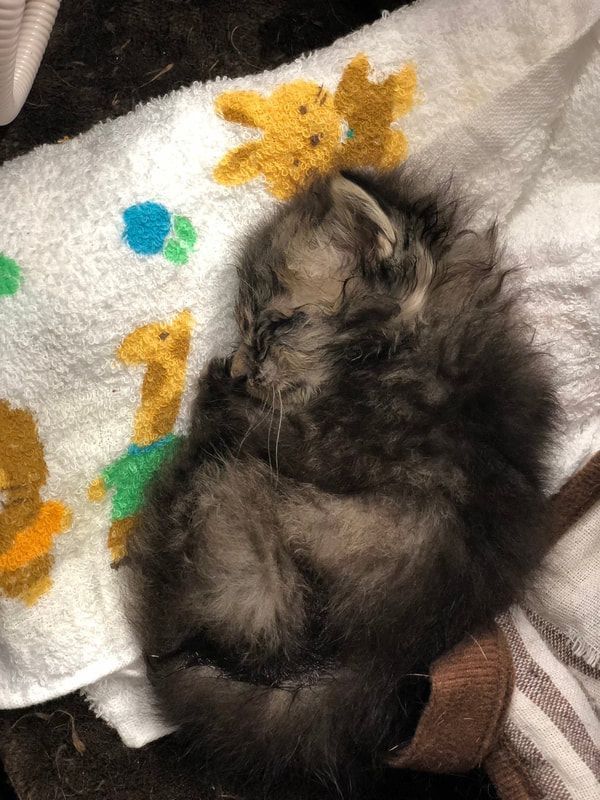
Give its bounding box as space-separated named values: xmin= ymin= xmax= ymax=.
xmin=127 ymin=168 xmax=558 ymax=787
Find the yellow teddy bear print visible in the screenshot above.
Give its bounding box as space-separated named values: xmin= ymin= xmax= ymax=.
xmin=0 ymin=401 xmax=71 ymax=605
xmin=334 ymin=54 xmax=416 ymax=171
xmin=214 ymin=54 xmax=417 ymax=200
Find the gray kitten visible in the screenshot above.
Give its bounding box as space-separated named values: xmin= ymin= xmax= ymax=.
xmin=127 ymin=168 xmax=558 ymax=788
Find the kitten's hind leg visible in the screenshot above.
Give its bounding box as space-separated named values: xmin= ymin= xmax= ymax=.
xmin=183 ymin=458 xmax=309 ymax=668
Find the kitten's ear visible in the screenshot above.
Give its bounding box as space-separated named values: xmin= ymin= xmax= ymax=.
xmin=326 ymin=173 xmax=397 ymax=266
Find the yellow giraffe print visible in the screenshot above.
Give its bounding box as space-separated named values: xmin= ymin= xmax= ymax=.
xmin=88 ymin=310 xmax=194 ymax=563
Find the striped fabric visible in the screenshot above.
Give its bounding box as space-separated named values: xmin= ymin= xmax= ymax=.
xmin=495 ymin=499 xmax=600 ymax=799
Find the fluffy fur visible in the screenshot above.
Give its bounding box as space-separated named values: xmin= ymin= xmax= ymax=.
xmin=127 ymin=168 xmax=558 ymax=789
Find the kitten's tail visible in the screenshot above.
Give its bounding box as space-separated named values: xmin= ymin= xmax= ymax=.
xmin=149 ymin=656 xmax=411 ymax=784
xmin=148 ymin=484 xmax=549 ymax=784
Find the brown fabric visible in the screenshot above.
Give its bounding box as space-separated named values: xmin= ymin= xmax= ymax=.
xmin=388 ymin=628 xmax=514 ymax=773
xmin=485 ymin=739 xmax=542 ymax=800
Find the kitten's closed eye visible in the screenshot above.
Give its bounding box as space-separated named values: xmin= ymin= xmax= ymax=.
xmin=265 ymin=310 xmax=308 ymax=337
xmin=231 ymin=310 xmax=307 ymax=381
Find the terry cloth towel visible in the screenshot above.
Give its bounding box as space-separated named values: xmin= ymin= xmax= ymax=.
xmin=0 ymin=0 xmax=599 ymax=750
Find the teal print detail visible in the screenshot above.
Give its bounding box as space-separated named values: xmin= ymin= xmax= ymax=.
xmin=0 ymin=254 xmax=22 ymax=296
xmin=122 ymin=202 xmax=197 ymax=265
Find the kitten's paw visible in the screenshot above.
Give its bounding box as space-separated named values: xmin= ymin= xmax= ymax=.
xmin=207 ymin=355 xmax=233 ymax=381
xmin=191 ymin=358 xmax=236 ymax=431
xmin=200 ymin=356 xmax=234 ymax=394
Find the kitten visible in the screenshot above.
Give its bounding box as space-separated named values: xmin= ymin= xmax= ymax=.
xmin=127 ymin=168 xmax=558 ymax=788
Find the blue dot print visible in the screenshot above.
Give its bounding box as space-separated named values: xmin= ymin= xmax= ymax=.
xmin=122 ymin=201 xmax=198 ymax=264
xmin=123 ymin=202 xmax=172 ymax=255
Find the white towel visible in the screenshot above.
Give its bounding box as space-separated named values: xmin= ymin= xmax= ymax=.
xmin=0 ymin=0 xmax=598 ymax=749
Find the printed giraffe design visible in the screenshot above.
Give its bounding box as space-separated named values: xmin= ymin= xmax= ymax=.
xmin=0 ymin=401 xmax=71 ymax=605
xmin=88 ymin=310 xmax=194 ymax=564
xmin=213 ymin=53 xmax=417 ymax=199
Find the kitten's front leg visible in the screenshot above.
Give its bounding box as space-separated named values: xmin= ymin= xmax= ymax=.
xmin=189 ymin=355 xmax=266 ymax=450
xmin=188 ymin=356 xmax=237 ymax=443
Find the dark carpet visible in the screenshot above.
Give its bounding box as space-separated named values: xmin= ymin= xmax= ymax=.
xmin=0 ymin=693 xmax=497 ymax=800
xmin=0 ymin=1 xmax=496 ymax=798
xmin=1 ymin=0 xmax=408 ymax=163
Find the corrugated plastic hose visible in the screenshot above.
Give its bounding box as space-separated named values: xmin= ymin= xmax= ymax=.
xmin=0 ymin=0 xmax=60 ymax=125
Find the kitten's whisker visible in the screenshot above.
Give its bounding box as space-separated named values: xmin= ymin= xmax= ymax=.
xmin=275 ymin=388 xmax=284 ymax=485
xmin=267 ymin=387 xmax=275 ymax=479
xmin=236 ymin=397 xmax=270 ymax=455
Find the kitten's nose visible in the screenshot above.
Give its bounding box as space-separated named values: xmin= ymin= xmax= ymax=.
xmin=230 ymin=349 xmax=252 ymax=380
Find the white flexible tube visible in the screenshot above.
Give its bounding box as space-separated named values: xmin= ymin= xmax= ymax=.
xmin=0 ymin=0 xmax=60 ymax=125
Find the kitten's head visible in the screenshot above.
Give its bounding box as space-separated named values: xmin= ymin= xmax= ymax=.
xmin=230 ymin=170 xmax=495 ymax=405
